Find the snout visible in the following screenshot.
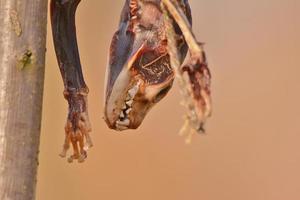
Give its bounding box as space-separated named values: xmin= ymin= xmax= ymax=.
xmin=104 ymin=77 xmax=149 ymax=131
xmin=104 ymin=76 xmax=174 ymax=131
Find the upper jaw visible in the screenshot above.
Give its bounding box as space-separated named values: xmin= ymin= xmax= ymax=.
xmin=104 ymin=41 xmax=146 ymax=130
xmin=103 ymin=67 xmax=132 ymax=130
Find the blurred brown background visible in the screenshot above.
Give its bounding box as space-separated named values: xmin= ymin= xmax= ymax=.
xmin=37 ymin=0 xmax=300 ymax=200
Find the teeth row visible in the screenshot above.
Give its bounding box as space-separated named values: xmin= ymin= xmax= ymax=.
xmin=116 ymin=83 xmax=140 ymax=131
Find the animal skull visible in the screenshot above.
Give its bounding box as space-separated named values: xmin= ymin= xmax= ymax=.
xmin=104 ymin=0 xmax=192 ymax=130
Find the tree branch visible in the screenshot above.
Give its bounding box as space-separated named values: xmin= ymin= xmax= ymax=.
xmin=0 ymin=0 xmax=48 ymax=199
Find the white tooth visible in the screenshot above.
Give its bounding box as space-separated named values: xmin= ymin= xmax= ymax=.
xmin=122 ymin=105 xmax=127 ymax=109
xmin=126 ymin=94 xmax=131 ymax=101
xmin=126 ymin=108 xmax=132 ymax=114
xmin=120 ymin=111 xmax=125 ymax=118
xmin=117 ymin=119 xmax=130 ymax=126
xmin=126 ymin=100 xmax=133 ymax=106
xmin=128 ymin=83 xmax=140 ymax=97
xmin=128 ymin=84 xmax=139 ymax=98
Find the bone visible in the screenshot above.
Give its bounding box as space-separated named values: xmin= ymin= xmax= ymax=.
xmin=120 ymin=111 xmax=125 ymax=118
xmin=128 ymin=85 xmax=139 ymax=98
xmin=126 ymin=94 xmax=131 ymax=101
xmin=126 ymin=100 xmax=133 ymax=106
xmin=125 ymin=108 xmax=132 ymax=114
xmin=116 ymin=124 xmax=128 ymax=131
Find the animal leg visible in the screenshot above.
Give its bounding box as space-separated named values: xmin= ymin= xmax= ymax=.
xmin=50 ymin=0 xmax=93 ymax=162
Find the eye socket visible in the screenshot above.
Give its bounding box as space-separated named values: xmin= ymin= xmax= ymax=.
xmin=153 ymin=85 xmax=172 ymax=103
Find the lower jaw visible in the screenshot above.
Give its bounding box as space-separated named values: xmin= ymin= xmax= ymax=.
xmin=115 ymin=124 xmax=129 ymax=131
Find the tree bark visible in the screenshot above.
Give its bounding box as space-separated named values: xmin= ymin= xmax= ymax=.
xmin=0 ymin=0 xmax=48 ymax=199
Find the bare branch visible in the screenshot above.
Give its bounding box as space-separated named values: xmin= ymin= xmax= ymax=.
xmin=0 ymin=0 xmax=48 ymax=199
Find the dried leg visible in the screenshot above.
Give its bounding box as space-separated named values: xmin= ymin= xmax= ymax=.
xmin=50 ymin=0 xmax=93 ymax=162
xmin=162 ymin=0 xmax=212 ymax=138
